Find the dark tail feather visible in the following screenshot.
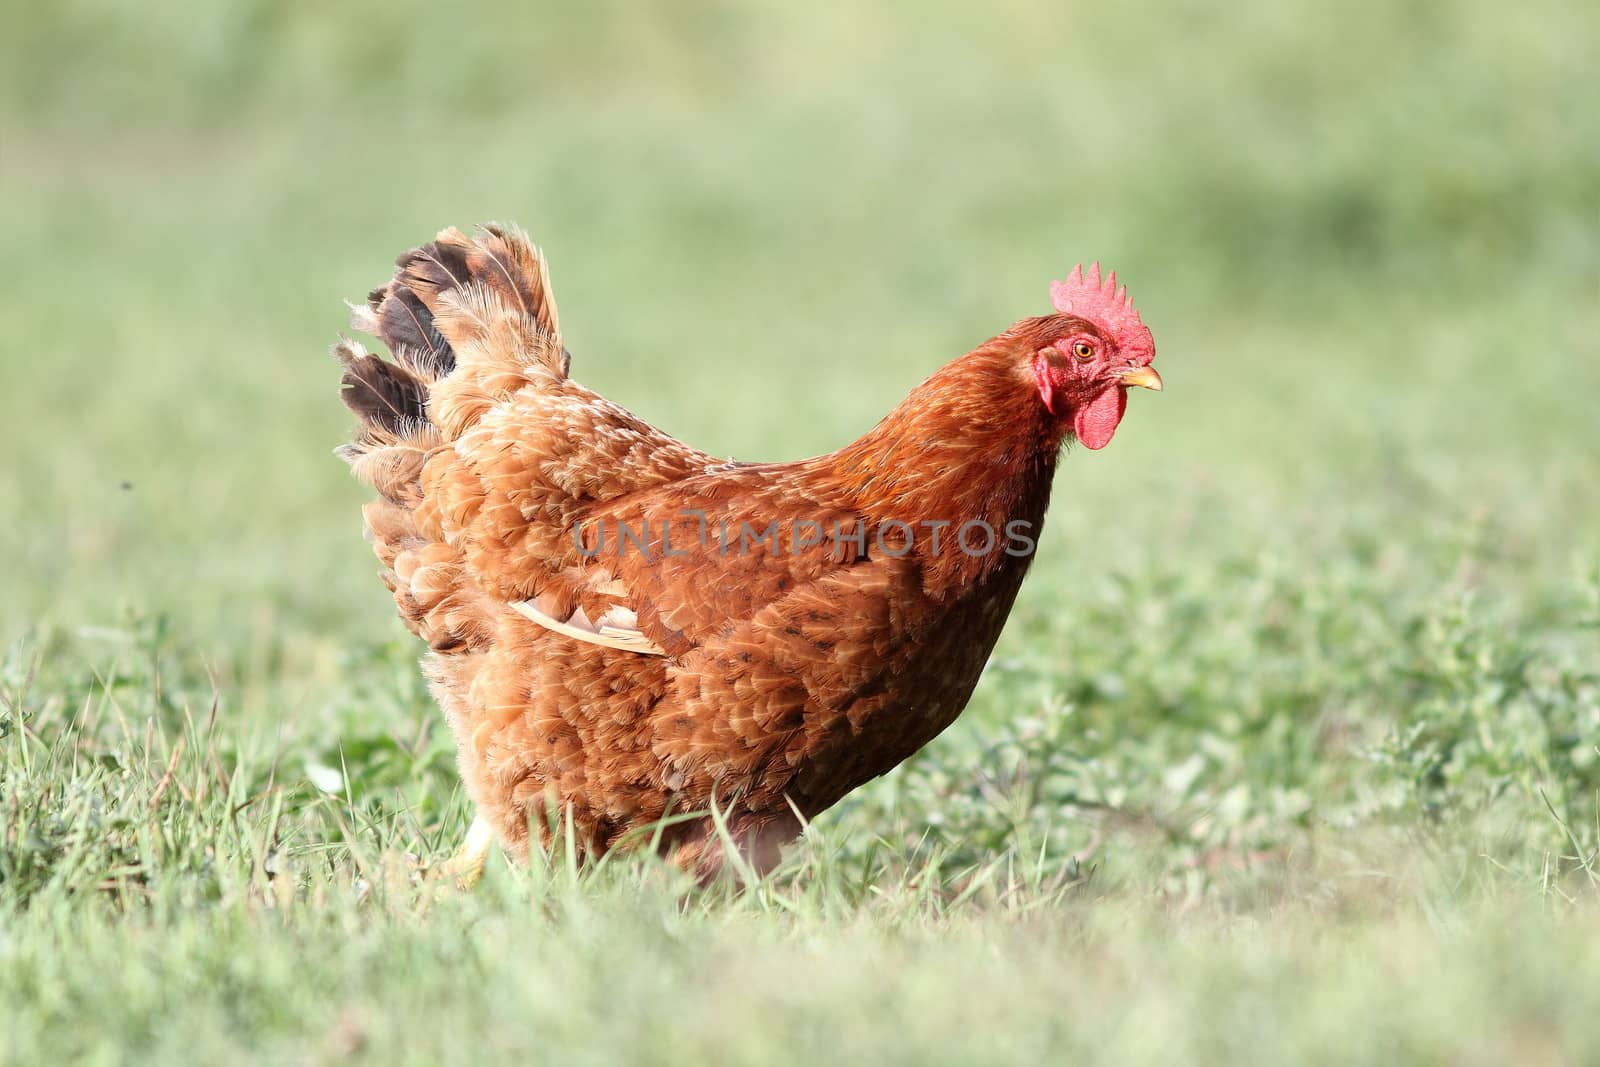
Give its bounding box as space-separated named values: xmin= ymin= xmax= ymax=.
xmin=364 ymin=283 xmax=455 ymax=382
xmin=332 ymin=336 xmax=442 ymax=506
xmin=334 ymin=339 xmax=428 ymax=435
xmin=353 ymin=223 xmax=564 ymax=386
xmin=334 ymin=223 xmax=565 ymax=503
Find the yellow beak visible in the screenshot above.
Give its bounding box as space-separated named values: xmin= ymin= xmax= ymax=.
xmin=1119 ymin=366 xmax=1163 ymax=392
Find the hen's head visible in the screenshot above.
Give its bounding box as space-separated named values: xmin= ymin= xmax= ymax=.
xmin=1029 ymin=264 xmax=1161 ymax=450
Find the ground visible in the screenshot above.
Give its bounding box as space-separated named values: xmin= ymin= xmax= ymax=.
xmin=2 ymin=2 xmax=1599 ymax=1063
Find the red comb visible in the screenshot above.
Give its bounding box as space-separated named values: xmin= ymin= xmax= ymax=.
xmin=1050 ymin=263 xmax=1155 ymax=363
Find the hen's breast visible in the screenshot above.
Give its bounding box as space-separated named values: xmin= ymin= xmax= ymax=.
xmin=779 ymin=556 xmax=1035 ymax=816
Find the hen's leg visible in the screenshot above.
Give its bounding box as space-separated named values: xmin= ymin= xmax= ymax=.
xmin=435 ymin=814 xmax=496 ymax=889
xmin=675 ymin=810 xmax=802 ymax=885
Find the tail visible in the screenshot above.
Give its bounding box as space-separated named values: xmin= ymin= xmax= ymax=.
xmin=335 ymin=222 xmax=567 ymax=476
xmin=332 ymin=224 xmax=568 ymax=652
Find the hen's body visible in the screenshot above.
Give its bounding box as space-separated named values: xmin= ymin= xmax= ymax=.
xmin=334 ymin=225 xmax=1154 ymax=878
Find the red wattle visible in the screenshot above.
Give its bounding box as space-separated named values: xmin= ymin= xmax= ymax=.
xmin=1073 ymin=387 xmax=1127 ymax=450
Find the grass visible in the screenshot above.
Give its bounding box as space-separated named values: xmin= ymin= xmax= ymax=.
xmin=3 ymin=0 xmax=1599 ymax=1062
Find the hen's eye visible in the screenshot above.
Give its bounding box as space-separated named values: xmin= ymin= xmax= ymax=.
xmin=1072 ymin=341 xmax=1095 ymax=360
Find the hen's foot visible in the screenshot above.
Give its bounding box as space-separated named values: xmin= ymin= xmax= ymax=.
xmin=430 ymin=815 xmax=496 ymax=891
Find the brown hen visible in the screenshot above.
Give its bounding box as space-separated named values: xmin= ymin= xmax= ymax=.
xmin=333 ymin=224 xmax=1160 ymax=881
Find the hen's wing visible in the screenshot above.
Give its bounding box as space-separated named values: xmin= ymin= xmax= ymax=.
xmin=540 ymin=470 xmax=952 ymax=808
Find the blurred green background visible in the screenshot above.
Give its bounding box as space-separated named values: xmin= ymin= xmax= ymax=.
xmin=4 ymin=0 xmax=1594 ymax=637
xmin=3 ymin=2 xmax=1600 ymax=1062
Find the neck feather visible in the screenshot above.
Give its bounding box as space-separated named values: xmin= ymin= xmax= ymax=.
xmin=821 ymin=338 xmax=1065 ymax=592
